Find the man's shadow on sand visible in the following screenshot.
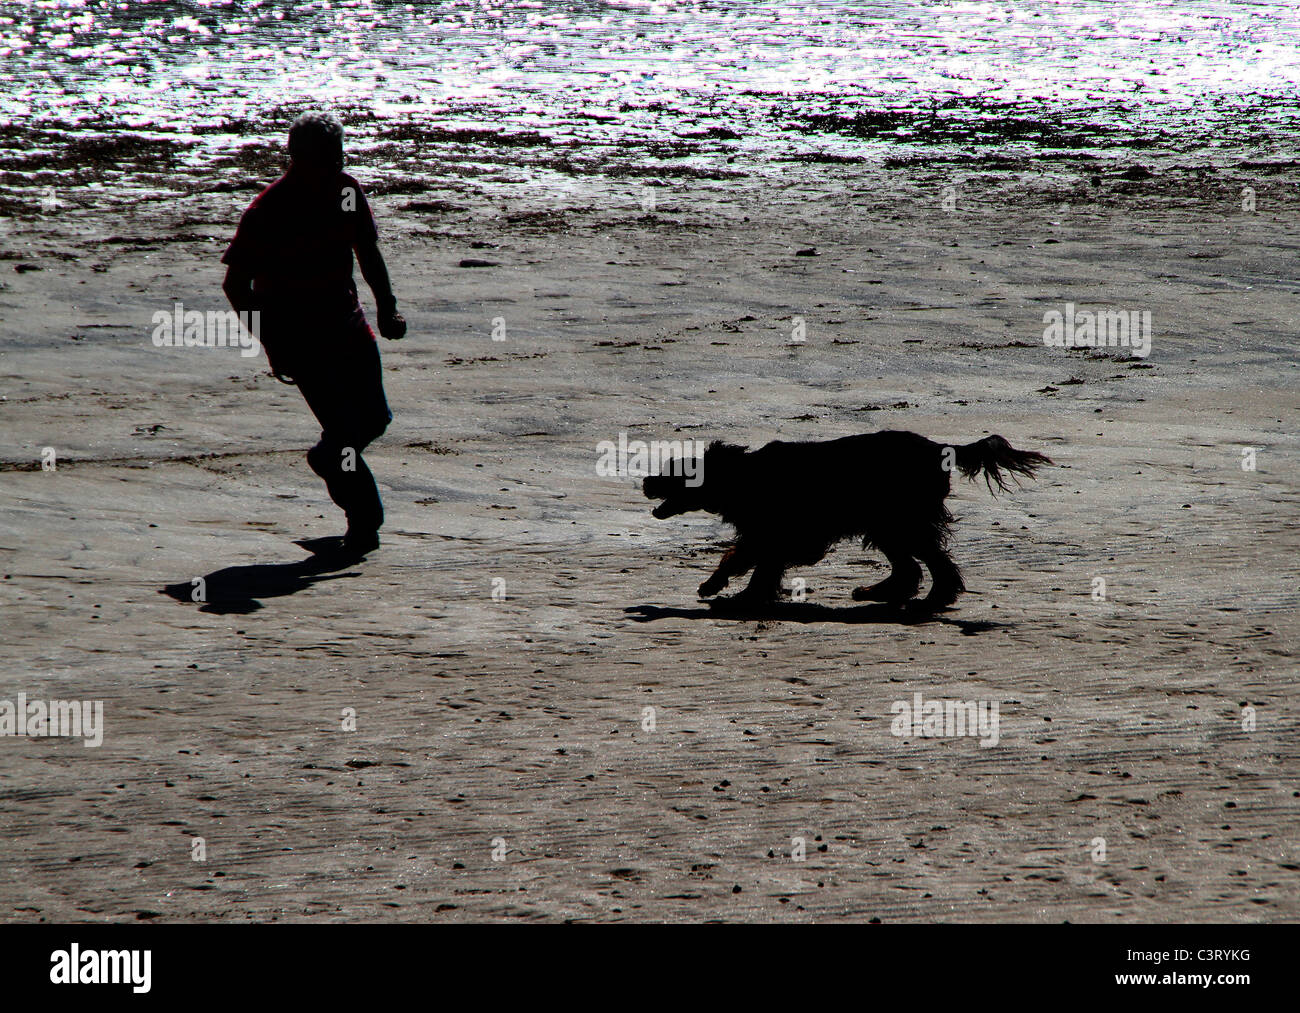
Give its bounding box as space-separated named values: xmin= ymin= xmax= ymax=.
xmin=625 ymin=600 xmax=1007 ymax=635
xmin=161 ymin=538 xmax=363 ymax=615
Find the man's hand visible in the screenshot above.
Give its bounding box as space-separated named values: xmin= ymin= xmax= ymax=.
xmin=378 ymin=308 xmax=406 ymax=340
xmin=356 ymin=240 xmax=405 ymax=340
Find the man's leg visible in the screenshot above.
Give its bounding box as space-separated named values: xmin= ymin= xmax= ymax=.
xmin=296 ymin=340 xmax=392 ymax=547
xmin=305 ymin=436 xmax=384 ymax=533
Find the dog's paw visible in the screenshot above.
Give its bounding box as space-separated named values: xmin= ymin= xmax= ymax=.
xmin=852 ymin=576 xmax=921 ymax=603
xmin=698 ymin=578 xmax=726 ymax=598
xmin=708 ymin=590 xmax=777 ymax=615
xmin=852 ymin=586 xmax=910 ymax=603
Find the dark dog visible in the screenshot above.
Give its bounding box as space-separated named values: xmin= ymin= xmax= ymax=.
xmin=642 ymin=430 xmax=1051 ymax=610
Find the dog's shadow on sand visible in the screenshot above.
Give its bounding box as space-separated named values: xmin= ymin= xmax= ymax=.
xmin=625 ymin=600 xmax=1007 ymax=635
xmin=161 ymin=539 xmax=363 ymax=615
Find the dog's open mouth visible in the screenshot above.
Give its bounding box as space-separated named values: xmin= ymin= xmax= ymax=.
xmin=643 ymin=476 xmax=692 ymax=519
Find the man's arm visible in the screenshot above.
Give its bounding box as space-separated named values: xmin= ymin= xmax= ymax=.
xmin=355 ymin=239 xmax=406 ymax=339
xmin=225 ymin=263 xmax=297 ymax=383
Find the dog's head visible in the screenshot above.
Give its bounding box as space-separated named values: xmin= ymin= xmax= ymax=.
xmin=642 ymin=441 xmax=745 ymax=519
xmin=643 ymin=470 xmax=697 ymax=519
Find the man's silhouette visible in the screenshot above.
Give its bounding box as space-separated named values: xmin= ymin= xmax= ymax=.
xmin=222 ymin=111 xmax=405 ymax=557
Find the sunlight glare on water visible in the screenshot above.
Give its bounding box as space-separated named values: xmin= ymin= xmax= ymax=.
xmin=1 ymin=1 xmax=1298 ymax=186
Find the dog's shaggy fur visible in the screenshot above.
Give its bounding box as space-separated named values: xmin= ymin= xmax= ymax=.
xmin=643 ymin=430 xmax=1052 ymax=610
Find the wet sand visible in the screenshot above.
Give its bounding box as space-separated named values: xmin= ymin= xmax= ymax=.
xmin=1 ymin=152 xmax=1297 ymax=921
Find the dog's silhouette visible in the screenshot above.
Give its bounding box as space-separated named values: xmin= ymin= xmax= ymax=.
xmin=643 ymin=430 xmax=1051 ymax=610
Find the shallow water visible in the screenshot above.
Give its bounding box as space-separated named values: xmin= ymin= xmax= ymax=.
xmin=2 ymin=1 xmax=1300 ymax=195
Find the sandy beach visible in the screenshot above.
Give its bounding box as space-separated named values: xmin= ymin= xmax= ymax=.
xmin=2 ymin=148 xmax=1296 ymax=921
xmin=1 ymin=0 xmax=1298 ymax=923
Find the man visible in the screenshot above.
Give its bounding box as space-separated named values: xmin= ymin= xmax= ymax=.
xmin=222 ymin=110 xmax=406 ymax=558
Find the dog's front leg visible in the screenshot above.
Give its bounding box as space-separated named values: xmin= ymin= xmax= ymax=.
xmin=709 ymin=560 xmax=786 ymax=613
xmin=699 ymin=544 xmax=752 ymax=598
xmin=732 ymin=561 xmax=785 ymax=604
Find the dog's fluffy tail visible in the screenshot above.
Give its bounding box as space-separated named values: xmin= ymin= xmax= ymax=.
xmin=954 ymin=435 xmax=1052 ymax=493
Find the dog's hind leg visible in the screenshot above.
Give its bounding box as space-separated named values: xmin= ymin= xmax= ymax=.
xmin=916 ymin=544 xmax=966 ymax=610
xmin=698 ymin=544 xmax=754 ymax=598
xmin=852 ymin=540 xmax=923 ymax=603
